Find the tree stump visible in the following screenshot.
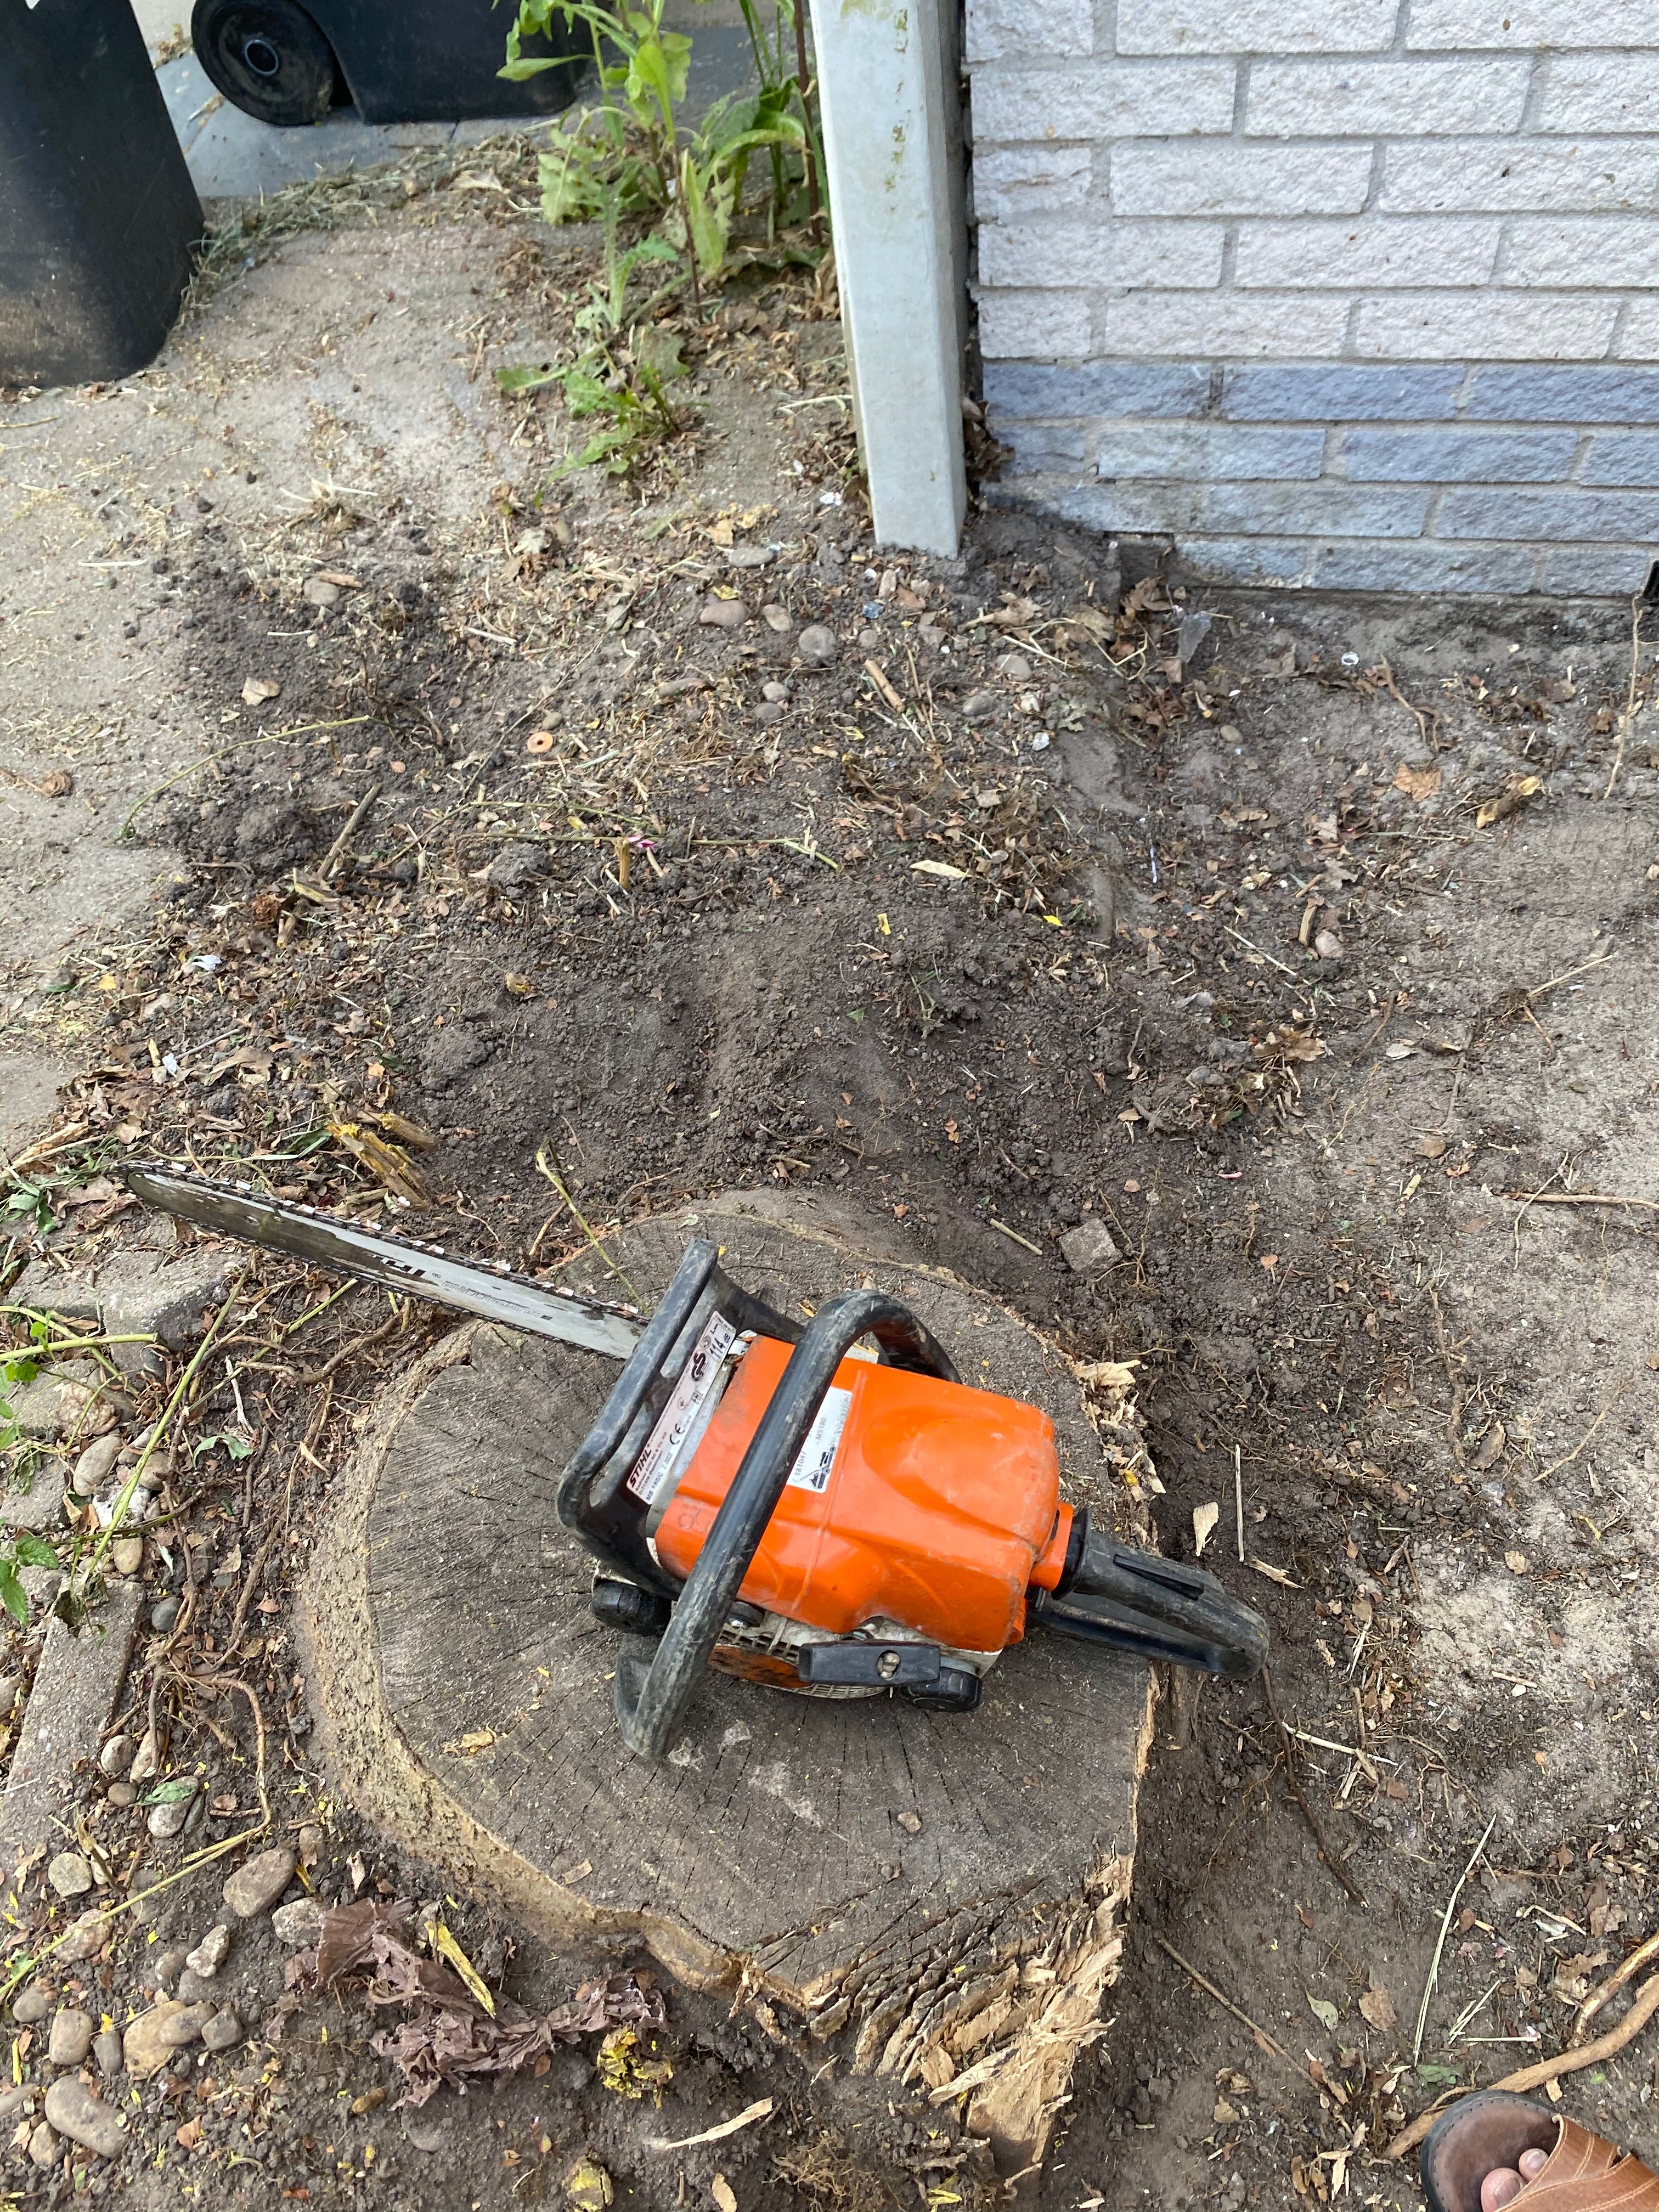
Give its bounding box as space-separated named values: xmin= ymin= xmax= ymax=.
xmin=302 ymin=1189 xmax=1156 ymax=2176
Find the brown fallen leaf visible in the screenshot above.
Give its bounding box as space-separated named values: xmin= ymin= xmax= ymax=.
xmin=241 ymin=675 xmax=280 ymax=707
xmin=1476 ymin=775 xmax=1542 ymax=828
xmin=712 ymin=2179 xmax=738 ymax=2212
xmin=1359 ymin=1980 xmax=1398 ymax=2035
xmin=1393 ymin=761 xmax=1442 ymax=802
xmin=1504 ymin=1549 xmax=1528 ymax=1575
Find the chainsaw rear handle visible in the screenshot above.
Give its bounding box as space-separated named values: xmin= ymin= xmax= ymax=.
xmin=613 ymin=1290 xmax=960 ymax=1760
xmin=1033 ymin=1519 xmax=1268 ymax=1681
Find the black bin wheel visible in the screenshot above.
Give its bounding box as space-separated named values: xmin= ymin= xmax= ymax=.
xmin=191 ymin=0 xmax=339 ymax=127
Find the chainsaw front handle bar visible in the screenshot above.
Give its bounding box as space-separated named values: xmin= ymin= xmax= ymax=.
xmin=613 ymin=1290 xmax=959 ymax=1760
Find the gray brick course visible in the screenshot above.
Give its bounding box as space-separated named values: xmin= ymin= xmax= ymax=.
xmin=1460 ymin=366 xmax=1659 ymax=422
xmin=1093 ymin=479 xmax=1432 ymax=536
xmin=985 ymin=362 xmax=1214 ymax=417
xmin=1113 ymin=143 xmax=1373 ymax=218
xmin=1437 ymin=487 xmax=1659 ymax=540
xmin=1234 ymin=218 xmax=1500 ymax=289
xmin=1170 ymin=535 xmax=1320 ymax=585
xmin=1116 ymin=0 xmax=1397 ymax=53
xmin=972 ymin=62 xmax=1237 ymax=142
xmin=1539 ymin=544 xmax=1659 ymax=596
xmin=1311 ymin=539 xmax=1542 ymax=591
xmin=1097 ymin=421 xmax=1326 ymax=478
xmin=1580 ymin=432 xmax=1659 ymax=486
xmin=1245 ymin=58 xmax=1531 ymax=137
xmin=1338 ymin=427 xmax=1579 ymax=481
xmin=1220 ymin=364 xmax=1464 ymax=419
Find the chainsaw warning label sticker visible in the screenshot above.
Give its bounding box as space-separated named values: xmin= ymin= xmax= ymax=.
xmin=786 ymin=1385 xmax=852 ymax=1495
xmin=628 ymin=1311 xmax=736 ymax=1505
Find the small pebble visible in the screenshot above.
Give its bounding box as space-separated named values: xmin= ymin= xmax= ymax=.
xmin=185 ymin=1923 xmax=232 ymax=1979
xmin=760 ymin=603 xmax=792 ymax=634
xmin=93 ymin=2028 xmax=122 ymax=2079
xmin=149 ymin=1596 xmax=180 ymax=1634
xmin=201 ymin=2009 xmax=241 ymax=2053
xmin=47 ymin=1852 xmax=93 ymax=1899
xmin=149 ymin=1945 xmax=190 ymax=1996
xmin=697 ymin=595 xmax=748 ymax=630
xmin=0 ymin=1675 xmax=19 ymax=1716
xmin=223 ymin=1844 xmax=297 ymax=1919
xmin=761 ymin=680 xmax=788 ymax=702
xmin=57 ymin=1913 xmax=107 ymax=1964
xmin=859 ymin=626 xmax=881 ymax=650
xmin=297 ymin=1823 xmax=324 ymax=1864
xmin=795 ymin=623 xmax=837 ymax=667
xmin=99 ymin=1734 xmax=135 ymax=1779
xmin=28 ymin=2120 xmax=58 ymax=2169
xmin=43 ymin=2075 xmax=126 ymax=2158
xmin=148 ymin=1782 xmax=198 ymax=1839
xmin=1314 ymin=929 xmax=1344 ymax=961
xmin=70 ymin=1435 xmax=121 ymax=1497
xmin=14 ymin=1981 xmax=52 ymax=2025
xmin=106 ymin=1781 xmax=136 ymax=1809
xmin=272 ymin=1897 xmax=325 ymax=1948
xmin=47 ymin=2008 xmax=93 ymax=2067
xmin=961 ymin=689 xmax=999 ymax=723
xmin=753 ymin=701 xmax=784 ymax=726
xmin=996 ymin=652 xmax=1033 ymax=682
xmin=129 ymin=1730 xmax=160 ymax=1782
xmin=110 ymin=1536 xmax=144 ymax=1577
xmin=302 ymin=574 xmax=341 ymax=608
xmin=0 ymin=2083 xmax=29 ymax=2122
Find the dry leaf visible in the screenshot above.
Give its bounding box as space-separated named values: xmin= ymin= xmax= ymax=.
xmin=1476 ymin=775 xmax=1542 ymax=828
xmin=1249 ymin=1558 xmax=1300 ymax=1588
xmin=1193 ymin=1502 xmax=1220 ymax=1558
xmin=911 ymin=859 xmax=968 ymax=882
xmin=1359 ymin=1982 xmax=1398 ymax=2034
xmin=1393 ymin=761 xmax=1442 ymax=802
xmin=645 ymin=2101 xmax=774 ymax=2154
xmin=241 ymin=675 xmax=280 ymax=707
xmin=1307 ymin=1993 xmax=1339 ymax=2032
xmin=712 ymin=2177 xmax=738 ymax=2212
xmin=1504 ymin=1549 xmax=1528 ymax=1575
xmin=1472 ymin=1419 xmax=1507 ymax=1470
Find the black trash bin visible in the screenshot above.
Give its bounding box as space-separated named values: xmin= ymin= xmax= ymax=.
xmin=0 ymin=0 xmax=204 ymax=388
xmin=192 ymin=0 xmax=588 ymax=127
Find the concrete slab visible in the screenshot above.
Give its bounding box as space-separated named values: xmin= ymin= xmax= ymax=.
xmin=0 ymin=1582 xmax=144 ymax=1874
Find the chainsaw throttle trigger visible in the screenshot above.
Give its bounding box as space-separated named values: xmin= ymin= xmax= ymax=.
xmin=795 ymin=1640 xmax=943 ymax=1687
xmin=612 ymin=1288 xmax=958 ymax=1759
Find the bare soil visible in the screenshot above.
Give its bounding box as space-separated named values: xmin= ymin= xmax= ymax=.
xmin=2 ymin=143 xmax=1657 ymax=2212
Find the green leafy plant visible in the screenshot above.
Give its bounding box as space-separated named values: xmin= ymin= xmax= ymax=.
xmin=0 ymin=1535 xmax=59 ymax=1627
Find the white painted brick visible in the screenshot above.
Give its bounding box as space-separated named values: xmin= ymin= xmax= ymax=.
xmin=1246 ymin=58 xmax=1530 ymax=136
xmin=1097 ymin=291 xmax=1351 ymax=355
xmin=1406 ymin=0 xmax=1659 ymax=50
xmin=1499 ymin=218 xmax=1659 ymax=290
xmin=1113 ymin=143 xmax=1372 ymax=217
xmin=1612 ymin=300 xmax=1659 ymax=362
xmin=1537 ymin=54 xmax=1659 ymax=134
xmin=966 ymin=0 xmax=1093 ymax=65
xmin=979 ymin=219 xmax=1224 ymax=289
xmin=972 ymin=60 xmax=1235 ymax=141
xmin=1118 ymin=0 xmax=1395 ymax=55
xmin=971 ymin=145 xmax=1094 ymax=223
xmin=1235 ymin=217 xmax=1501 ymax=287
xmin=1381 ymin=140 xmax=1659 ymax=215
xmin=977 ymin=289 xmax=1094 ymax=358
xmin=1352 ymin=292 xmax=1620 ymax=360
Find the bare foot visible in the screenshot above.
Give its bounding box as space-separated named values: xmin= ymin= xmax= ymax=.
xmin=1481 ymin=2147 xmax=1550 ymax=2210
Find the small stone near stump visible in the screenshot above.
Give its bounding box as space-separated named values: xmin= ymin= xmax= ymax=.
xmin=760 ymin=603 xmax=792 ymax=633
xmin=98 ymin=1734 xmax=135 ymax=1779
xmin=9 ymin=1373 xmax=104 ymax=1443
xmin=44 ymin=2076 xmax=126 ymax=2158
xmin=0 ymin=1675 xmax=19 ymax=1717
xmin=129 ymin=1728 xmax=160 ymax=1784
xmin=185 ymin=1924 xmax=232 ymax=1979
xmin=761 ymin=681 xmax=788 ymax=702
xmin=122 ymin=1999 xmax=213 ymax=2076
xmin=298 ymin=1823 xmax=324 ymax=1864
xmin=795 ymin=623 xmax=837 ymax=667
xmin=148 ymin=1945 xmax=190 ymax=1996
xmin=106 ymin=1781 xmax=136 ymax=1809
xmin=201 ymin=2009 xmax=241 ymax=2053
xmin=753 ymin=701 xmax=784 ymax=727
xmin=47 ymin=1852 xmax=93 ymax=1899
xmin=70 ymin=1436 xmax=121 ymax=1497
xmin=57 ymin=1912 xmax=108 ymax=1964
xmin=110 ymin=1537 xmax=144 ymax=1578
xmin=486 ymin=842 xmax=548 ymax=893
xmin=996 ymin=652 xmax=1033 ymax=683
xmin=28 ymin=2119 xmax=58 ymax=2168
xmin=0 ymin=2083 xmax=30 ymax=2123
xmin=272 ymin=1898 xmax=325 ymax=1948
xmin=405 ymin=2113 xmax=447 ymax=2154
xmin=1060 ymin=1219 xmax=1122 ymax=1276
xmin=148 ymin=1783 xmax=198 ymax=1839
xmin=47 ymin=2008 xmax=93 ymax=2067
xmin=961 ymin=689 xmax=1000 ymax=723
xmin=2 ymin=1460 xmax=66 ymax=1533
xmin=93 ymin=2029 xmax=122 ymax=2080
xmin=13 ymin=1982 xmax=51 ymax=2024
xmin=1314 ymin=929 xmax=1343 ymax=961
xmin=698 ymin=596 xmax=748 ymax=630
xmin=303 ymin=574 xmax=341 ymax=608
xmin=149 ymin=1596 xmax=180 ymax=1634
xmin=223 ymin=1844 xmax=297 ymax=1919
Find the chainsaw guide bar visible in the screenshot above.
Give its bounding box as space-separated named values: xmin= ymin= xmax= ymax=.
xmin=124 ymin=1164 xmax=642 ymax=1359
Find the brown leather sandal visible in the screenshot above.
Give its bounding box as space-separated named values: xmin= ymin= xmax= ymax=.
xmin=1420 ymin=2091 xmax=1659 ymax=2211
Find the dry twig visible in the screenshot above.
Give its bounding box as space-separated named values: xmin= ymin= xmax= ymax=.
xmin=1154 ymin=1936 xmax=1317 ymax=2088
xmin=1261 ymin=1668 xmax=1366 ymax=1907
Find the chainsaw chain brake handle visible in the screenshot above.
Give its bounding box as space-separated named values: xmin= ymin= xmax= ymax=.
xmin=1031 ymin=1519 xmax=1269 ymax=1683
xmin=573 ymin=1268 xmax=961 ymax=1761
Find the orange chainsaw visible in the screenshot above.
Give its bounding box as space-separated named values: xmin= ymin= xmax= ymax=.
xmin=127 ymin=1168 xmax=1268 ymax=1760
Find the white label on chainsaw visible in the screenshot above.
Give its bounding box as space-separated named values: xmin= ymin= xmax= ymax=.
xmin=629 ymin=1311 xmax=736 ymax=1505
xmin=787 ymin=1386 xmax=853 ymax=1495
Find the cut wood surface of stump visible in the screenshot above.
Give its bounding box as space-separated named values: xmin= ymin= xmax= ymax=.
xmin=302 ymin=1189 xmax=1155 ymax=2174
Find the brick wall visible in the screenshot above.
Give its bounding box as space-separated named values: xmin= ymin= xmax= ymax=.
xmin=967 ymin=1 xmax=1659 ymax=594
